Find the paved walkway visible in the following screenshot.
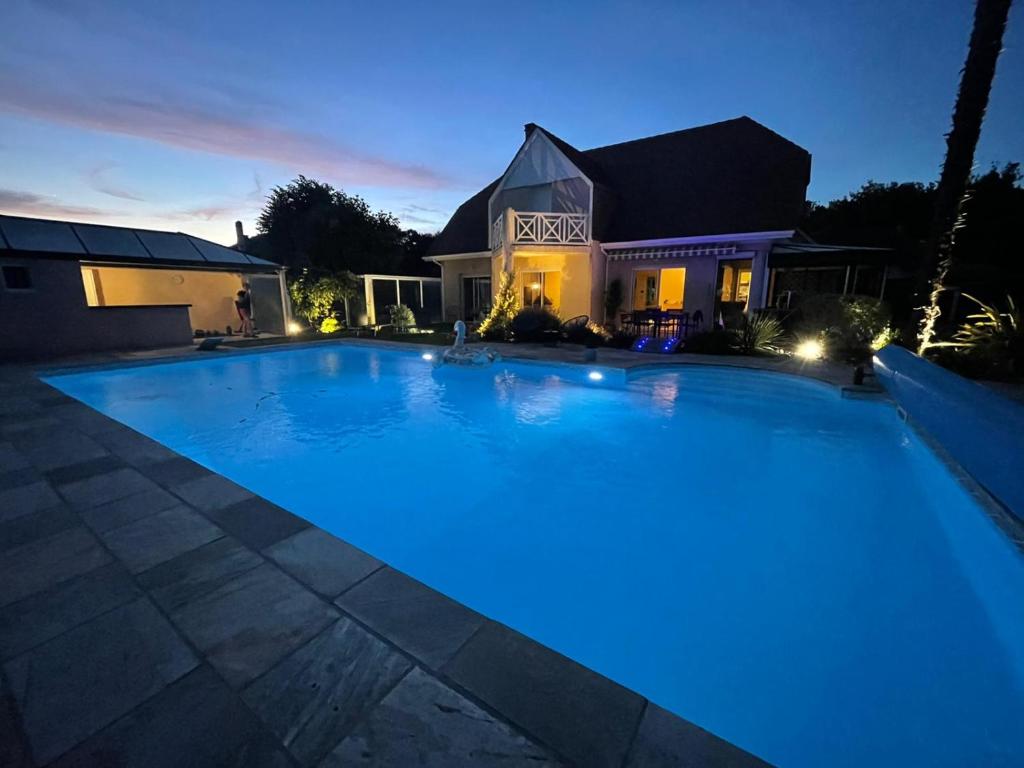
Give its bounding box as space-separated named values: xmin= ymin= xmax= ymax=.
xmin=0 ymin=351 xmax=772 ymax=767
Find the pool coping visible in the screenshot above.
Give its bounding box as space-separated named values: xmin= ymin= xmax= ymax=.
xmin=1 ymin=353 xmax=773 ymax=767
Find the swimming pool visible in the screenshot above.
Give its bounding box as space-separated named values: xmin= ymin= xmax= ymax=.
xmin=45 ymin=343 xmax=1024 ymax=767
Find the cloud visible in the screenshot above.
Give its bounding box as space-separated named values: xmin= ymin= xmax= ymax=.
xmin=396 ymin=202 xmax=449 ymax=228
xmin=0 ymin=188 xmax=113 ymax=219
xmin=0 ymin=77 xmax=449 ymax=190
xmin=175 ymin=203 xmax=239 ymax=222
xmin=84 ymin=163 xmax=146 ymax=202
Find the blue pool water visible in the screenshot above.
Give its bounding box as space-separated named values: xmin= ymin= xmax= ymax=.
xmin=46 ymin=344 xmax=1024 ymax=767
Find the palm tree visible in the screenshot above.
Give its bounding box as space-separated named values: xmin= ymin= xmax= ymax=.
xmin=912 ymin=0 xmax=1013 ymax=354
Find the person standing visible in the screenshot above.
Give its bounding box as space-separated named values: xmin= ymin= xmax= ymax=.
xmin=234 ymin=286 xmax=254 ymax=336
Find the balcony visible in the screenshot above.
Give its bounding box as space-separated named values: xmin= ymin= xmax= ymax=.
xmin=491 ymin=210 xmax=589 ymax=249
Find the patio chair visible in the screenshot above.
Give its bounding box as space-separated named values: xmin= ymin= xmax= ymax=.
xmin=561 ymin=315 xmax=589 ymax=331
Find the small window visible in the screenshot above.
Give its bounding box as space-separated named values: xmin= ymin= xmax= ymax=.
xmin=1 ymin=265 xmax=32 ymax=290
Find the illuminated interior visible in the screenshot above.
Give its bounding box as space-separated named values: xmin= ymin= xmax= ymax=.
xmin=632 ymin=267 xmax=686 ymax=310
xmin=720 ymin=263 xmax=753 ymax=306
xmin=521 ymin=270 xmax=561 ymax=311
xmin=80 ymin=265 xmax=245 ymax=330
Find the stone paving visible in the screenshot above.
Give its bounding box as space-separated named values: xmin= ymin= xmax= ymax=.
xmin=0 ymin=350 xmax=772 ymax=767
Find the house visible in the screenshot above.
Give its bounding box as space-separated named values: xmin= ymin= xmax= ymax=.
xmin=425 ymin=117 xmax=893 ymax=330
xmin=0 ymin=214 xmax=291 ymax=359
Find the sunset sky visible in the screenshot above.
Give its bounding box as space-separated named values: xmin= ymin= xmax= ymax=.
xmin=1 ymin=0 xmax=1021 ymax=244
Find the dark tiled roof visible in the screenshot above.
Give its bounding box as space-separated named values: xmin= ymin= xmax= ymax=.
xmin=427 ymin=180 xmax=500 ymax=256
xmin=428 ymin=117 xmax=811 ymax=256
xmin=0 ymin=214 xmax=281 ymax=270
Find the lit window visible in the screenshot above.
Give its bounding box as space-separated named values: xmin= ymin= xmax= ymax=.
xmin=1 ymin=265 xmax=32 ymax=290
xmin=521 ymin=271 xmax=560 ymax=310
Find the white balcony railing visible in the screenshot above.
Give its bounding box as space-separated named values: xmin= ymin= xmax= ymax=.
xmin=491 ymin=210 xmax=589 ymax=249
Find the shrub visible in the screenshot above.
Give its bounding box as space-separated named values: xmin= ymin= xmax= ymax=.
xmin=681 ymin=329 xmax=736 ymax=355
xmin=318 ymin=316 xmax=341 ymax=334
xmin=932 ymin=294 xmax=1023 ymax=380
xmin=795 ymin=294 xmax=894 ymax=362
xmin=386 ymin=303 xmax=416 ymax=331
xmin=564 ymin=320 xmax=610 ymax=347
xmin=608 ymin=329 xmax=637 ymax=349
xmin=604 ymin=279 xmax=624 ymax=322
xmin=733 ymin=313 xmax=786 ymax=355
xmin=510 ymin=308 xmax=561 ymax=343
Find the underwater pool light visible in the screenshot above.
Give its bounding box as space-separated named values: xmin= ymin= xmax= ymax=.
xmin=421 ymin=352 xmax=434 ymax=361
xmin=588 ymin=371 xmax=604 ymax=381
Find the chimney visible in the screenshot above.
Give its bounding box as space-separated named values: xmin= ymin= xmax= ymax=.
xmin=524 ymin=122 xmax=539 ymax=139
xmin=234 ymin=220 xmax=247 ymax=249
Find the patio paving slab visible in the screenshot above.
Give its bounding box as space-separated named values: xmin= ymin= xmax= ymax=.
xmin=44 ymin=455 xmax=127 ymax=486
xmin=243 ymin=617 xmax=412 ymax=766
xmin=0 ymin=465 xmax=44 ymax=492
xmin=0 ymin=674 xmax=32 ymax=768
xmin=0 ymin=562 xmax=140 ymax=661
xmin=79 ymin=486 xmax=182 ymax=533
xmin=205 ymin=495 xmax=311 ymax=550
xmin=336 ymin=567 xmax=485 ymax=670
xmin=0 ymin=440 xmax=30 ymax=471
xmin=56 ymin=466 xmax=162 ymax=509
xmin=93 ymin=427 xmax=181 ymax=467
xmin=0 ymin=503 xmax=77 ymax=552
xmin=139 ymin=536 xmax=264 ymax=614
xmin=0 ymin=525 xmax=111 ymax=607
xmin=325 ymin=667 xmax=561 ymax=768
xmin=44 ymin=403 xmax=126 ymax=436
xmin=443 ymin=621 xmax=646 ymax=768
xmin=4 ymin=597 xmax=197 ymax=765
xmin=169 ymin=562 xmax=338 ymax=688
xmin=170 ymin=472 xmax=255 ymax=511
xmin=49 ymin=665 xmax=292 ymax=768
xmin=13 ymin=430 xmax=109 ymax=473
xmin=141 ymin=455 xmax=214 ymax=488
xmin=265 ymin=527 xmax=383 ymax=599
xmin=97 ymin=505 xmax=224 ymax=573
xmin=625 ymin=702 xmax=771 ymax=768
xmin=0 ymin=481 xmax=62 ymax=521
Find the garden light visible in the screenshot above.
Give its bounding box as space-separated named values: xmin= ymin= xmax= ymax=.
xmin=795 ymin=339 xmax=824 ymax=361
xmin=287 ymin=320 xmax=304 ymax=335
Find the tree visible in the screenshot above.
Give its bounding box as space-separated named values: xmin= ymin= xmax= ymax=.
xmin=477 ymin=270 xmax=519 ymax=339
xmin=396 ymin=229 xmax=439 ymax=276
xmin=288 ymin=271 xmax=361 ymax=328
xmin=911 ymin=0 xmax=1013 ymax=354
xmin=256 ymin=176 xmax=408 ymax=274
xmin=802 ymin=165 xmax=1023 ymax=324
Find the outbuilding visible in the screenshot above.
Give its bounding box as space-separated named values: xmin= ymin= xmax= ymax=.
xmin=0 ymin=214 xmax=290 ymax=359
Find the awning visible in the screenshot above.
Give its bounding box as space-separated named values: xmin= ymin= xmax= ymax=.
xmin=768 ymin=242 xmax=893 ymax=268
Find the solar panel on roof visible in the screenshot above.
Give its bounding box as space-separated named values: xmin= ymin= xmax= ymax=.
xmin=187 ymin=237 xmax=250 ymax=265
xmin=74 ymin=224 xmax=151 ymax=259
xmin=245 ymin=254 xmax=281 ymax=267
xmin=135 ymin=230 xmax=205 ymax=262
xmin=0 ymin=217 xmax=85 ymax=254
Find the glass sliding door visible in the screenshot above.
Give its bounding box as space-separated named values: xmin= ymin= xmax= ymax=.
xmin=462 ymin=276 xmax=491 ymax=320
xmin=521 ymin=271 xmax=561 ymax=312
